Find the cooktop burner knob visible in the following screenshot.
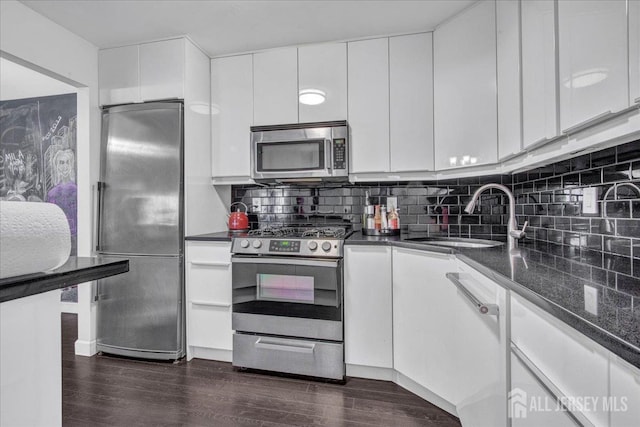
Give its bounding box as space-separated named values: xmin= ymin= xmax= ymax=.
xmin=240 ymin=239 xmax=250 ymax=248
xmin=308 ymin=241 xmax=318 ymax=251
xmin=252 ymin=240 xmax=262 ymax=249
xmin=321 ymin=241 xmax=332 ymax=252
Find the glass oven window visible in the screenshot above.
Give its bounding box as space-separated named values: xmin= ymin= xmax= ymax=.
xmin=257 ymin=140 xmax=325 ymax=171
xmin=257 ymin=274 xmax=314 ymax=303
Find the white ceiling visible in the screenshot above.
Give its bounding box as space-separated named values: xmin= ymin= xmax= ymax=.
xmin=0 ymin=58 xmax=76 ymax=101
xmin=20 ymin=0 xmax=476 ymax=57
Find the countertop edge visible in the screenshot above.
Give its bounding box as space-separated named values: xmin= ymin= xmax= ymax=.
xmin=0 ymin=257 xmax=130 ymax=303
xmin=345 ymin=238 xmax=640 ymax=369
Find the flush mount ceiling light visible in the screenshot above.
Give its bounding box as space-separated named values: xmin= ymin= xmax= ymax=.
xmin=563 ymin=68 xmax=608 ymax=89
xmin=189 ymin=102 xmax=220 ymax=115
xmin=299 ymin=89 xmax=326 ymax=105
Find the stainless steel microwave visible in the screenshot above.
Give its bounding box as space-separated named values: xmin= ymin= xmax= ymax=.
xmin=250 ymin=120 xmax=349 ymax=183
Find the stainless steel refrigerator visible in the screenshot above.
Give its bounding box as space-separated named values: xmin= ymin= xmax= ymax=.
xmin=96 ymin=102 xmax=184 ymax=360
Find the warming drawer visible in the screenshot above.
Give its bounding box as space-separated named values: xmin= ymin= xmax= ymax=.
xmin=232 ymin=333 xmax=345 ymax=380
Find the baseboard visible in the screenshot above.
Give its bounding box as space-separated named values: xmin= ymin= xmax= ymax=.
xmin=346 ymin=364 xmax=394 ymax=381
xmin=394 ymin=371 xmax=458 ymax=417
xmin=74 ymin=339 xmax=97 ymax=357
xmin=188 ymin=346 xmax=232 ymax=362
xmin=60 ymin=301 xmax=78 ymax=314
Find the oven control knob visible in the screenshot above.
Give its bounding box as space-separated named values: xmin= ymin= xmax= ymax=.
xmin=308 ymin=241 xmax=318 ymax=251
xmin=321 ymin=241 xmax=332 ymax=252
xmin=240 ymin=239 xmax=250 ymax=248
xmin=252 ymin=240 xmax=262 ymax=249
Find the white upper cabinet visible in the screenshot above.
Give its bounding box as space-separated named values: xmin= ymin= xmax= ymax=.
xmin=211 ymin=55 xmax=253 ymax=181
xmin=99 ymin=38 xmax=185 ymax=106
xmin=434 ymin=0 xmax=498 ymax=170
xmin=390 ymin=33 xmax=434 ymax=172
xmin=139 ymin=38 xmax=185 ymax=102
xmin=521 ymin=0 xmax=558 ymax=148
xmin=348 ymin=37 xmax=390 ymax=174
xmin=99 ymin=45 xmax=139 ymax=106
xmin=558 ymin=0 xmax=628 ymax=133
xmin=630 ymin=0 xmax=640 ymax=105
xmin=253 ymin=48 xmax=298 ymax=126
xmin=496 ymin=0 xmax=522 ymax=159
xmin=298 ymin=43 xmax=348 ymax=122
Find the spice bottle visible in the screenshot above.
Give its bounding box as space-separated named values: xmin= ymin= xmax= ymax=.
xmin=388 ymin=207 xmax=399 ymax=230
xmin=380 ymin=205 xmax=388 ymax=230
xmin=374 ymin=205 xmax=382 ymax=230
xmin=365 ymin=205 xmax=375 ymax=229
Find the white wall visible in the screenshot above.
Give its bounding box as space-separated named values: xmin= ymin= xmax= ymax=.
xmin=1 ymin=0 xmax=100 ymax=356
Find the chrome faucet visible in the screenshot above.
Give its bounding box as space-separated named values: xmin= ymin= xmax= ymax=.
xmin=464 ymin=183 xmax=528 ymax=250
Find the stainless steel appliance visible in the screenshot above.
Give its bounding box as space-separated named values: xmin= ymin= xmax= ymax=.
xmin=231 ymin=226 xmax=350 ymax=380
xmin=250 ymin=121 xmax=349 ymax=183
xmin=95 ymin=102 xmax=184 ymax=360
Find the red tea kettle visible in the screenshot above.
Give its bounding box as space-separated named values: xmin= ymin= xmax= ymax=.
xmin=228 ymin=202 xmax=249 ymax=231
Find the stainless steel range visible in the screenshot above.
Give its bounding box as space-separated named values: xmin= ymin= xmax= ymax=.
xmin=230 ymin=226 xmax=350 ymax=381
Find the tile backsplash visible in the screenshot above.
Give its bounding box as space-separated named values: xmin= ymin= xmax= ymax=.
xmin=233 ymin=139 xmax=640 ymax=297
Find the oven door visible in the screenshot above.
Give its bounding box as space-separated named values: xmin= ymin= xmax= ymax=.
xmin=231 ymin=256 xmax=342 ymax=322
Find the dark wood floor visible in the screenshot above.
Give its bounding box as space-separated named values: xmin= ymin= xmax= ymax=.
xmin=62 ymin=313 xmax=461 ymax=426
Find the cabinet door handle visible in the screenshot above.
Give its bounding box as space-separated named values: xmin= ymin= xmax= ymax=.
xmin=254 ymin=338 xmax=316 ymax=354
xmin=445 ymin=273 xmax=498 ymax=315
xmin=511 ymin=342 xmax=595 ymax=427
xmin=634 ymin=97 xmax=640 ymax=104
xmin=190 ymin=300 xmax=231 ymax=308
xmin=190 ymin=261 xmax=230 ymax=267
xmin=562 ymin=111 xmax=613 ymax=135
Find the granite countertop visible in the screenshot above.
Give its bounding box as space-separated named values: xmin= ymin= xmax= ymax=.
xmin=347 ymin=232 xmax=640 ymax=369
xmin=0 ymin=256 xmax=129 ymax=303
xmin=185 ymin=231 xmax=237 ymax=241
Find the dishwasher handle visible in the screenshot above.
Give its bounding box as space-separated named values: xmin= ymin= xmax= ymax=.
xmin=446 ymin=272 xmax=499 ymax=316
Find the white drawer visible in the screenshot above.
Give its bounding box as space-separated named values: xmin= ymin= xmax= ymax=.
xmin=187 ymin=303 xmax=232 ymax=350
xmin=186 ymin=241 xmax=232 ymax=302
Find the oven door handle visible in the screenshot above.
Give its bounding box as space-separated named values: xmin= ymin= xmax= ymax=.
xmin=254 ymin=338 xmax=316 ymax=354
xmin=232 ymin=256 xmax=339 ymax=268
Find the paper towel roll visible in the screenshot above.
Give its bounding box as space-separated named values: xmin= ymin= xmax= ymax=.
xmin=0 ymin=201 xmax=71 ymax=278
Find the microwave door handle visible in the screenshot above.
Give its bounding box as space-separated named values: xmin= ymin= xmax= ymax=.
xmin=325 ymin=139 xmax=332 ymax=173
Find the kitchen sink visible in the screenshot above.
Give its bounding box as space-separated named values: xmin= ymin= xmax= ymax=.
xmin=404 ymin=237 xmax=504 ymax=248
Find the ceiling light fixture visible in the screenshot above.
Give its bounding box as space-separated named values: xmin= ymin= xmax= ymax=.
xmin=563 ymin=68 xmax=608 ymax=89
xmin=299 ymin=89 xmax=326 ymax=105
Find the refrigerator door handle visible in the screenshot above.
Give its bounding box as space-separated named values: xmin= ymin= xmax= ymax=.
xmin=95 ymin=181 xmax=105 ymax=252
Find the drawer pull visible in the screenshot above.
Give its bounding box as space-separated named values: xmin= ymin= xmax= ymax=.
xmin=190 ymin=300 xmax=230 ymax=308
xmin=254 ymin=338 xmax=316 ymax=354
xmin=446 ymin=272 xmax=498 ymax=315
xmin=190 ymin=261 xmax=230 ymax=268
xmin=511 ymin=342 xmax=595 ymax=427
xmin=634 ymin=97 xmax=640 ymax=104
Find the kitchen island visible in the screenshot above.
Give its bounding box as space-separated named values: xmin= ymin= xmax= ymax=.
xmin=0 ymin=257 xmax=129 ymax=427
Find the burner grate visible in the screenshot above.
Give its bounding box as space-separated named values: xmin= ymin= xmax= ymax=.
xmin=248 ymin=225 xmax=348 ymax=239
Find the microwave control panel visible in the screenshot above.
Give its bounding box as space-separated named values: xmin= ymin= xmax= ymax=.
xmin=333 ymin=139 xmax=346 ymax=170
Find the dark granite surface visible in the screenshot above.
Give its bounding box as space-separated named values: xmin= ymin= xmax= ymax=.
xmin=0 ymin=256 xmax=129 ymax=303
xmin=347 ymin=232 xmax=640 ymax=369
xmin=185 ymin=231 xmax=236 ymax=241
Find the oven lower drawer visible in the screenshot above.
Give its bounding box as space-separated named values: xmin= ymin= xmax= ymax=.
xmin=232 ymin=333 xmax=345 ymax=380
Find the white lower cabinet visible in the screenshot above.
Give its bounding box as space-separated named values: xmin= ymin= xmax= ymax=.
xmin=392 ymin=248 xmax=460 ymax=410
xmin=510 ymin=351 xmax=577 ymax=427
xmin=344 ymin=246 xmax=393 ymax=377
xmin=510 ymin=294 xmax=609 ymax=427
xmin=452 ymin=262 xmax=508 ymax=427
xmin=185 ymin=241 xmax=233 ymax=361
xmin=609 ymin=354 xmax=640 ymax=427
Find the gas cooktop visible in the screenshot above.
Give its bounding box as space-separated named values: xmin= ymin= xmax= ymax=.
xmin=232 ymin=225 xmax=352 ymax=258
